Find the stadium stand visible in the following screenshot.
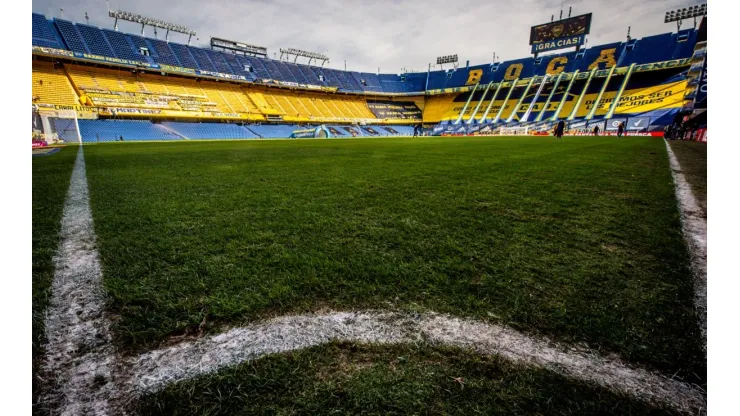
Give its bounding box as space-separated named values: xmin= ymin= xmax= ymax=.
xmin=77 ymin=24 xmax=115 ymax=57
xmin=78 ymin=119 xmax=184 ymax=142
xmin=32 ymin=61 xmax=79 ymax=106
xmin=53 ymin=19 xmax=89 ymax=53
xmin=162 ymin=122 xmax=260 ymax=139
xmin=32 ymin=13 xmax=63 ymax=48
xmin=31 ymin=12 xmax=702 ymax=139
xmin=246 ymin=124 xmax=305 ymax=138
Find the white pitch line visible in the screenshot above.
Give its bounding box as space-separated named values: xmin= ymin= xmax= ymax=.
xmin=665 ymin=140 xmax=707 ymax=350
xmin=42 ymin=146 xmax=119 ymax=415
xmin=126 ymin=310 xmax=706 ymax=414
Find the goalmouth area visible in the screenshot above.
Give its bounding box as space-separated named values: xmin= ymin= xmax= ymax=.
xmin=32 ymin=136 xmax=707 ymax=415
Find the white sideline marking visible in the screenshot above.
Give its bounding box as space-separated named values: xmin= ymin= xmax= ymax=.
xmin=42 ymin=146 xmax=119 ymax=415
xmin=665 ymin=140 xmax=707 ymax=350
xmin=41 ymin=145 xmax=706 ymax=415
xmin=127 ymin=311 xmax=705 ymax=414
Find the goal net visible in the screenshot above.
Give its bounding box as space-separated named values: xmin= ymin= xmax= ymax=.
xmin=33 ymin=108 xmax=81 ymax=143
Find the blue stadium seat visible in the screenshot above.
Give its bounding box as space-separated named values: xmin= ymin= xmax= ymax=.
xmin=54 ymin=19 xmax=89 ymax=53
xmin=78 ymin=119 xmax=183 ymax=142
xmin=238 ymin=55 xmax=271 ymax=79
xmin=222 ymin=53 xmax=256 ymax=79
xmin=33 ymin=13 xmax=62 ymax=48
xmin=127 ymin=35 xmax=156 ymax=65
xmin=148 ymin=38 xmax=182 ymax=67
xmin=187 ymin=46 xmax=216 ymax=71
xmin=102 ymin=29 xmax=141 ymax=61
xmin=162 ymin=122 xmax=258 ymax=139
xmin=205 ymin=49 xmax=234 ymax=74
xmin=245 ymin=124 xmax=304 ymax=138
xmin=168 ymin=42 xmax=199 ymax=69
xmin=77 ymin=24 xmax=115 ymax=56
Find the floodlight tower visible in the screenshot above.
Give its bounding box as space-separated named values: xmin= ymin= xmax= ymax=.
xmin=436 ymin=54 xmax=459 ymax=70
xmin=664 ymin=3 xmax=707 ymax=31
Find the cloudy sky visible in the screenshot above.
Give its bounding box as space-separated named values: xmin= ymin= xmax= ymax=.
xmin=32 ymin=0 xmax=700 ymax=73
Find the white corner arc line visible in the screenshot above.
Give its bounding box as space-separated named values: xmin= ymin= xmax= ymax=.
xmin=126 ymin=310 xmax=705 ymax=414
xmin=665 ymin=140 xmax=707 ymax=350
xmin=42 ymin=146 xmax=118 ymax=415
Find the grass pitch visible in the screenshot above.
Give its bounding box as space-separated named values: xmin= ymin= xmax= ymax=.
xmin=81 ymin=136 xmax=704 ymax=384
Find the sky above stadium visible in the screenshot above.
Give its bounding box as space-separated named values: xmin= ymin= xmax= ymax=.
xmin=32 ymin=0 xmax=701 ymax=73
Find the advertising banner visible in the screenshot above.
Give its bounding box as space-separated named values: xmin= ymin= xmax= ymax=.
xmin=605 ymin=118 xmax=627 ymax=131
xmin=531 ymin=34 xmax=585 ymax=54
xmin=530 ymin=13 xmax=592 ymax=54
xmin=366 ymin=101 xmax=422 ymax=120
xmin=626 ymin=116 xmax=651 ymax=131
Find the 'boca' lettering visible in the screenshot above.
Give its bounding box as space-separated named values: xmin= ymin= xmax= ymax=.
xmin=504 ymin=63 xmax=523 ymax=80
xmin=466 ymin=69 xmax=483 ymax=85
xmin=546 ymin=57 xmax=568 ymax=75
xmin=588 ymin=48 xmax=617 ymax=70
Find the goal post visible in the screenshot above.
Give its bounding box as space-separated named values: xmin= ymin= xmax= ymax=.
xmin=35 ymin=108 xmax=82 ymax=143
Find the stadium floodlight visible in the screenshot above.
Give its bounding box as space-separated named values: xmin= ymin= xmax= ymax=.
xmin=108 ymin=8 xmax=196 ymax=43
xmin=664 ymin=4 xmax=706 ymax=30
xmin=436 ymin=54 xmax=458 ymax=65
xmin=279 ymin=48 xmax=330 ymax=65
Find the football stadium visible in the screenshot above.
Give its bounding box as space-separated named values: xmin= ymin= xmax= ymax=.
xmin=31 ymin=1 xmax=709 ymax=414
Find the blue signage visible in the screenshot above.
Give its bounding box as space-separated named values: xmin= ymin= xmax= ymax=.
xmin=531 ymin=34 xmax=585 ymax=54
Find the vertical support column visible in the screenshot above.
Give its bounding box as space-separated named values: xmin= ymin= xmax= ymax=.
xmin=520 ymin=75 xmax=549 ymax=123
xmin=454 ymin=83 xmax=479 ymax=125
xmin=567 ymin=67 xmax=597 ymax=121
xmin=479 ymin=82 xmax=503 ymax=122
xmin=605 ymin=63 xmax=636 ymax=119
xmin=467 ymin=82 xmax=493 ymax=124
xmin=493 ymin=79 xmax=518 ymax=123
xmin=535 ymin=73 xmax=563 ymax=122
xmin=551 ymin=70 xmax=579 ymax=121
xmin=506 ymin=77 xmax=535 ymax=123
xmin=585 ymin=65 xmax=616 ymax=120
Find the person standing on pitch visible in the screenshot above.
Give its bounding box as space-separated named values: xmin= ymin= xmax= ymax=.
xmin=617 ymin=122 xmax=625 ymax=137
xmin=555 ymin=120 xmax=565 ymax=139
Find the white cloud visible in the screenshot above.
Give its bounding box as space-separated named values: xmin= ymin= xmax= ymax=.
xmin=33 ymin=0 xmax=700 ymax=73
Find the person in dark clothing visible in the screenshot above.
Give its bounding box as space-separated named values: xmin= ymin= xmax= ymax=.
xmin=593 ymin=125 xmax=600 ymax=136
xmin=119 ymin=135 xmax=124 ymax=142
xmin=617 ymin=122 xmax=624 ymax=137
xmin=555 ymin=120 xmax=565 ymax=139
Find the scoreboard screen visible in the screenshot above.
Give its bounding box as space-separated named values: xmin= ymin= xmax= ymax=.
xmin=529 ymin=13 xmax=592 ymax=45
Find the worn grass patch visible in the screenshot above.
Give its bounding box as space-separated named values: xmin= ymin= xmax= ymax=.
xmin=137 ymin=342 xmax=682 ymax=415
xmin=668 ymin=141 xmax=706 ymax=218
xmin=32 ymin=145 xmax=78 ymax=409
xmin=83 ymin=137 xmax=704 ymax=383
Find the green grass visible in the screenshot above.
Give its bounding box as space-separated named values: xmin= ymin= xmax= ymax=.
xmin=138 ymin=342 xmax=681 ymax=415
xmin=668 ymin=141 xmax=707 ymax=218
xmin=82 ymin=136 xmax=704 ymax=383
xmin=32 ymin=145 xmax=78 ymax=409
